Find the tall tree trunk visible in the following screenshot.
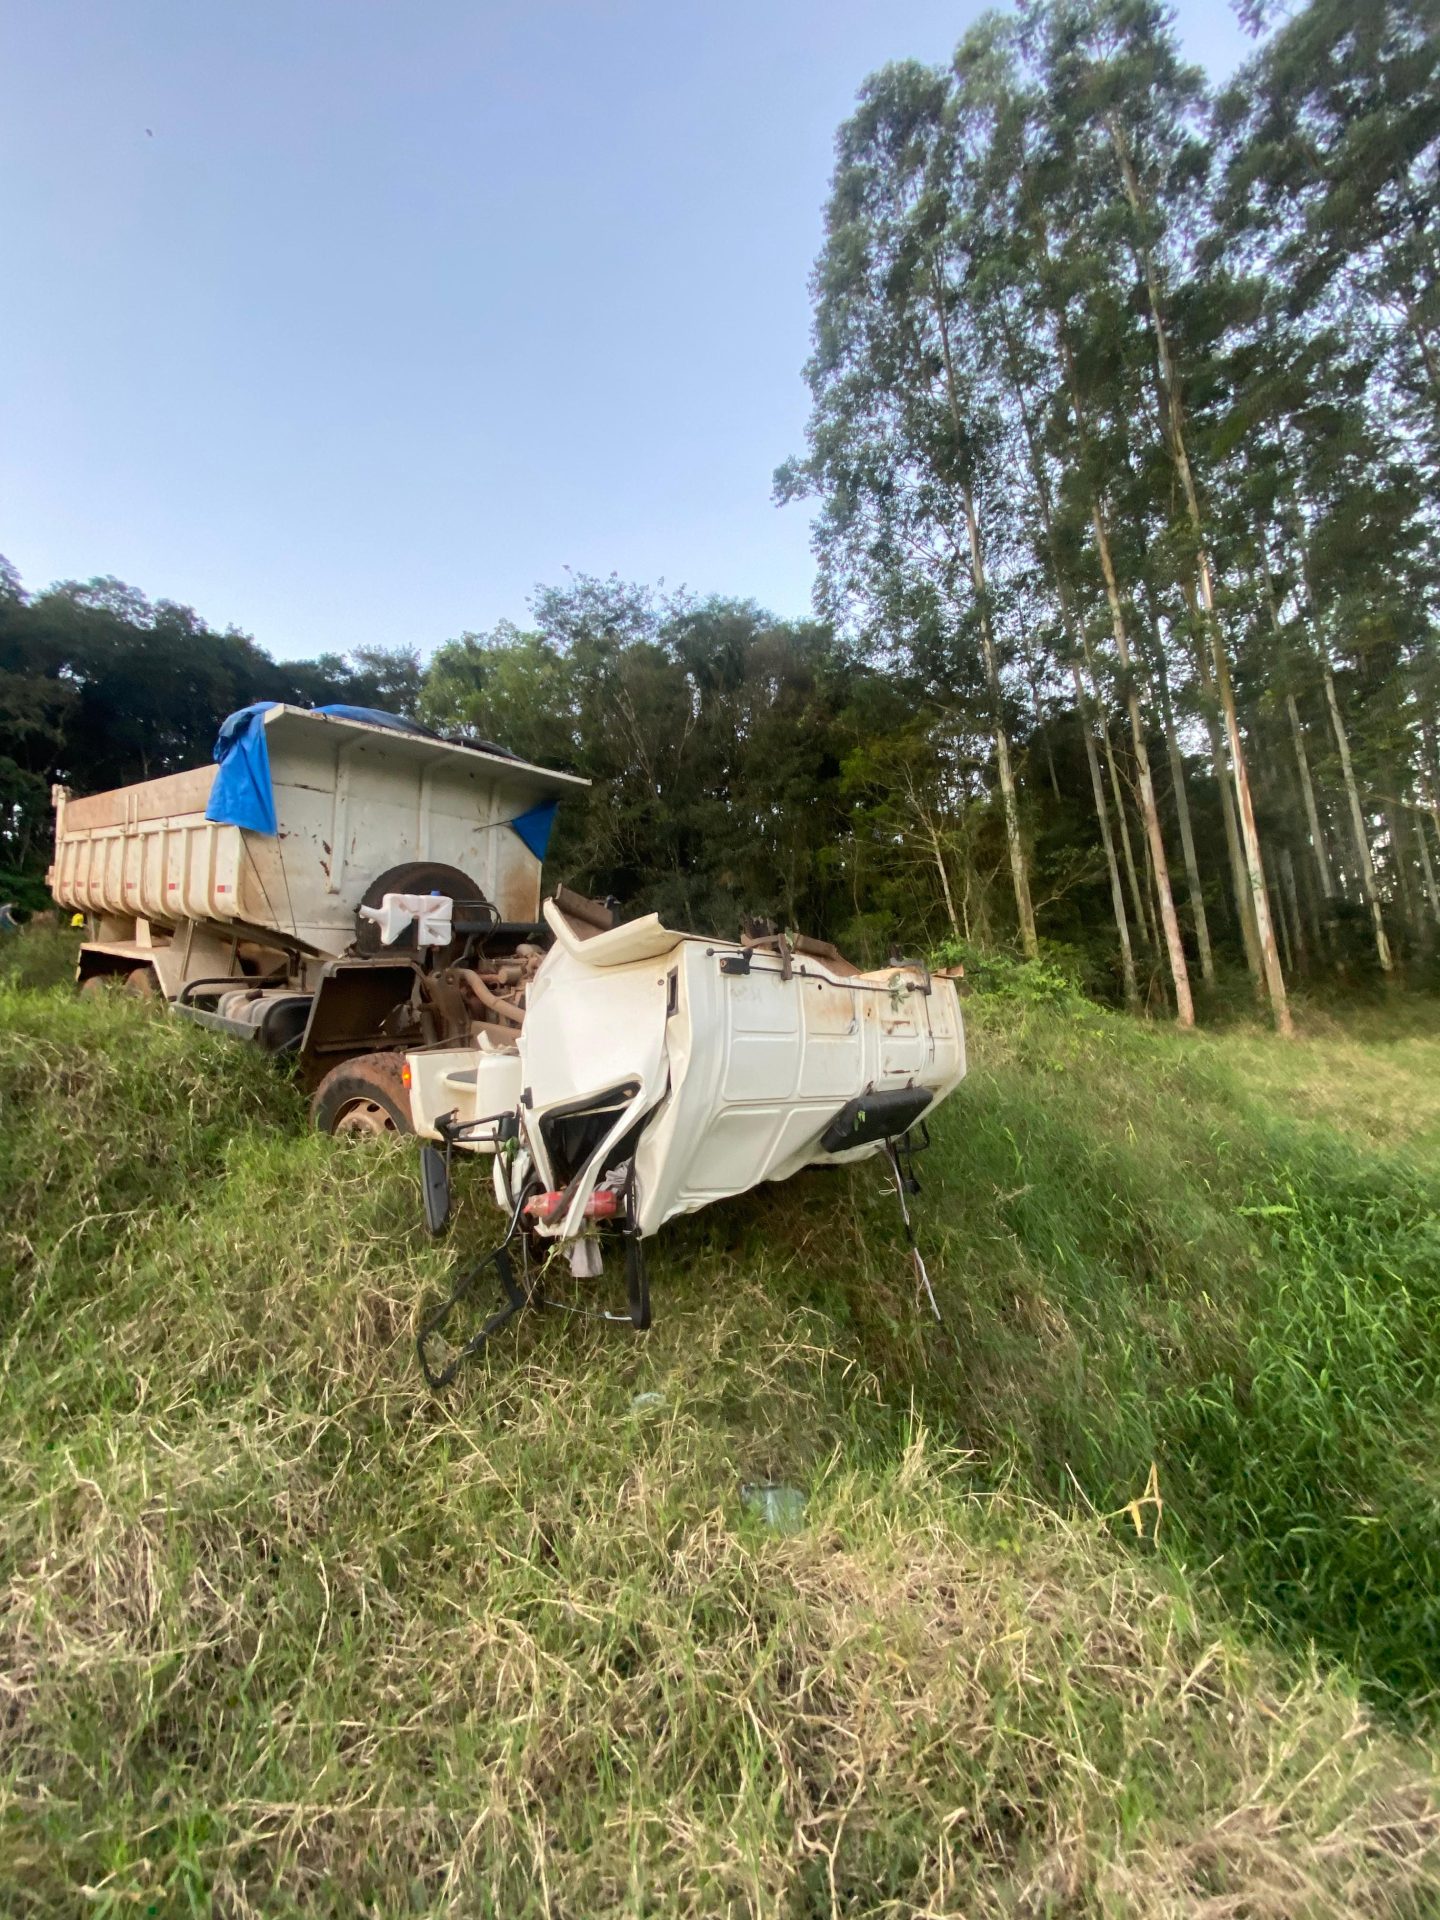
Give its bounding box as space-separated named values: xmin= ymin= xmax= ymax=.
xmin=1254 ymin=743 xmax=1299 ymax=977
xmin=993 ymin=315 xmax=1133 ymax=993
xmin=1209 ymin=620 xmax=1293 ymax=1032
xmin=1090 ymin=495 xmax=1194 ymax=1027
xmin=932 ymin=281 xmax=1037 ymax=958
xmin=1217 ymin=727 xmax=1261 ymax=972
xmin=1029 ymin=666 xmax=1061 ymax=799
xmin=1385 ymin=800 xmax=1417 ymax=948
xmin=1317 ymin=638 xmax=1393 ymax=972
xmin=1011 ymin=227 xmax=1166 ymax=975
xmin=1110 ymin=122 xmax=1291 ymax=1036
xmin=1285 ymin=690 xmax=1334 ymax=906
xmin=1136 ymin=797 xmax=1165 ymax=994
xmin=1182 ymin=572 xmax=1264 ymax=981
xmin=1421 ymin=724 xmax=1440 ymax=848
xmin=1278 ymin=845 xmax=1308 ymax=978
xmin=925 ymin=817 xmax=961 ymax=942
xmin=962 ymin=483 xmax=1038 ymax=959
xmin=1283 ymin=506 xmax=1392 ymax=958
xmin=1272 ymin=867 xmax=1295 ymax=977
xmin=1262 ymin=551 xmax=1336 ymax=912
xmin=1141 ymin=594 xmax=1214 ymax=983
xmin=1281 ymin=739 xmax=1328 ymax=956
xmin=1093 ymin=671 xmax=1157 ymax=954
xmin=1072 ymin=664 xmax=1139 ymax=1009
xmin=1414 ymin=800 xmax=1440 ymax=930
xmin=1419 ymin=741 xmax=1440 ymax=941
xmin=1294 ymin=817 xmax=1327 ymax=957
xmin=1052 ymin=322 xmax=1175 ymax=975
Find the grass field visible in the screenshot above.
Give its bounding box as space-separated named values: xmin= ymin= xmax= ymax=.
xmin=2 ymin=928 xmax=1439 ymax=1916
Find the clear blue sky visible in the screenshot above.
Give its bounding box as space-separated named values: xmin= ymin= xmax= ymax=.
xmin=2 ymin=1 xmax=1249 ymax=662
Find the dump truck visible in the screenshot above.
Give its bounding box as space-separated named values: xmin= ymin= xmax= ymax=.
xmin=48 ymin=702 xmax=587 ymax=1128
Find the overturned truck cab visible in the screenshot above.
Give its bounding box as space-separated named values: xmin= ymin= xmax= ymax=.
xmin=406 ymin=892 xmax=966 ymax=1383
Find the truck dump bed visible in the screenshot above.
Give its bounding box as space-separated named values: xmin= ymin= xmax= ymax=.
xmin=49 ymin=706 xmax=586 ymax=956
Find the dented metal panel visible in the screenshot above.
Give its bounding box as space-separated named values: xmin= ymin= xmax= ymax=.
xmin=406 ymin=899 xmax=967 ymax=1240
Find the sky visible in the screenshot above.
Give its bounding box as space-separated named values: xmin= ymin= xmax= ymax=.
xmin=1 ymin=0 xmax=1252 ymax=663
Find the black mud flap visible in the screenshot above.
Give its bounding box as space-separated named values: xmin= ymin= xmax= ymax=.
xmin=420 ymin=1143 xmax=451 ymax=1236
xmin=625 ymin=1234 xmax=651 ymax=1331
xmin=820 ymin=1086 xmax=933 ymax=1154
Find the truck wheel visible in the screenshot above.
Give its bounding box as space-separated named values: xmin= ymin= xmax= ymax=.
xmin=354 ymin=860 xmax=491 ymax=962
xmin=125 ymin=967 xmax=158 ymax=998
xmin=311 ymin=1052 xmax=413 ymax=1138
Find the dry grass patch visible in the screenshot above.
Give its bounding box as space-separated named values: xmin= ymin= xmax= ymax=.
xmin=3 ymin=1405 xmax=1437 ymax=1916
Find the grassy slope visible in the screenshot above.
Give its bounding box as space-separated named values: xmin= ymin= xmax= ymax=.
xmin=1 ymin=932 xmax=1438 ymax=1916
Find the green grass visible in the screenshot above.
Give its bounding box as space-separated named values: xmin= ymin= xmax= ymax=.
xmin=913 ymin=1000 xmax=1440 ymax=1712
xmin=0 ymin=923 xmax=84 ymax=993
xmin=2 ymin=947 xmax=1440 ymax=1914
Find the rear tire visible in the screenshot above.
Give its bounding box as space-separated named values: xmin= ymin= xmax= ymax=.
xmin=310 ymin=1052 xmax=413 ymax=1137
xmin=125 ymin=967 xmax=158 ymax=998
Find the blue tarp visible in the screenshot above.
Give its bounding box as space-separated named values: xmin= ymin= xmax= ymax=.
xmin=509 ymin=799 xmax=558 ymax=860
xmin=206 ymin=702 xmax=279 ymax=834
xmin=204 ymin=703 xmax=562 ymax=860
xmin=312 ymin=704 xmax=432 ymax=735
xmin=206 ymin=703 xmax=431 ymax=835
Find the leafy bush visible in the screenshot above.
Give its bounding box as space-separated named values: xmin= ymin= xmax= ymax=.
xmin=930 ymin=935 xmax=1086 ymax=1007
xmin=0 ymin=861 xmax=55 ymax=916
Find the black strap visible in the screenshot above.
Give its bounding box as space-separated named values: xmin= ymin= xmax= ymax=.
xmin=416 ymin=1245 xmax=529 ymax=1389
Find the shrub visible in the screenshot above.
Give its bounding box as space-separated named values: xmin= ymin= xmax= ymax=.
xmin=930 ymin=935 xmax=1086 ymax=1007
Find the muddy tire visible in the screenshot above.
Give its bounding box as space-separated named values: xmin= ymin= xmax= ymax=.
xmin=78 ymin=973 xmax=122 ymax=998
xmin=124 ymin=966 xmax=158 ymax=998
xmin=310 ymin=1052 xmax=413 ymax=1138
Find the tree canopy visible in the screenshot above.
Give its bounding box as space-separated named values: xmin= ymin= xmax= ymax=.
xmin=0 ymin=566 xmax=421 ymax=907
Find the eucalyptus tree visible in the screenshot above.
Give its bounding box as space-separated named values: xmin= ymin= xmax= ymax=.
xmin=968 ymin=6 xmax=1196 ymax=1021
xmin=1205 ymin=123 xmax=1412 ymax=972
xmin=1241 ymin=323 xmax=1440 ymax=967
xmin=950 ymin=15 xmax=1143 ymax=1003
xmin=1220 ymin=0 xmax=1440 ymax=466
xmin=779 ymin=59 xmax=1039 ymax=955
xmin=1033 ymin=0 xmax=1292 ymax=1029
xmin=1214 ymin=0 xmax=1440 ymax=966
